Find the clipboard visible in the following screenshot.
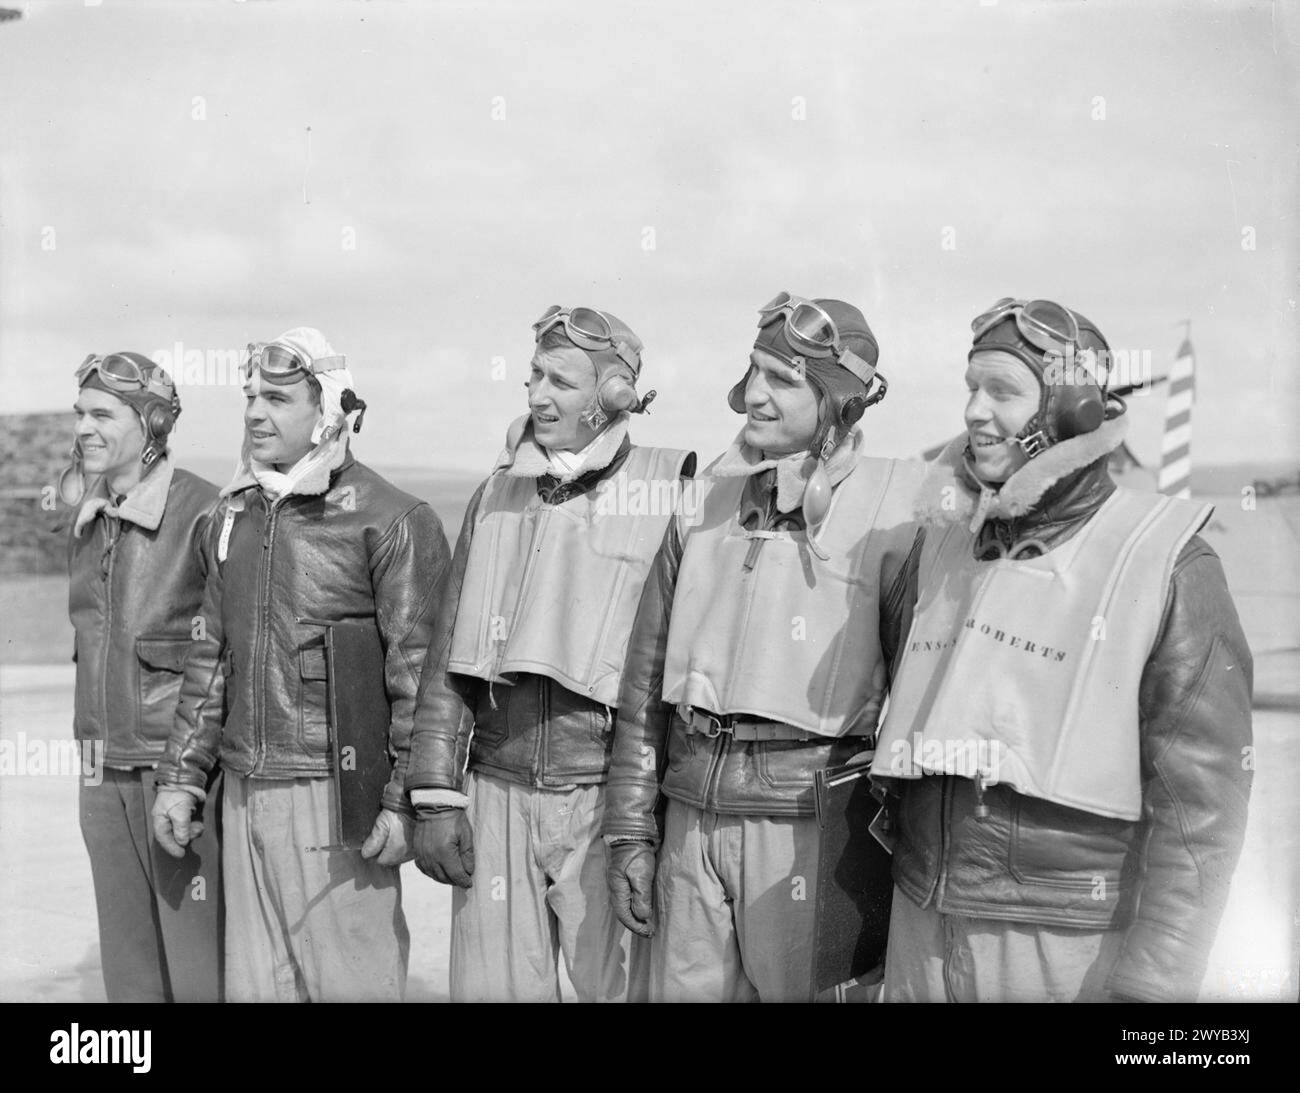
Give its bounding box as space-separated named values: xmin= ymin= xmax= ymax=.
xmin=811 ymin=759 xmax=895 ymax=1000
xmin=299 ymin=617 xmax=391 ymax=851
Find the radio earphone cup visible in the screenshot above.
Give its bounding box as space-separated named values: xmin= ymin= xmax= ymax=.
xmin=144 ymin=403 xmax=175 ymax=446
xmin=839 ymin=394 xmax=866 ymax=427
xmin=596 ymin=370 xmax=643 ymax=415
xmin=1052 ymin=386 xmax=1105 ymax=440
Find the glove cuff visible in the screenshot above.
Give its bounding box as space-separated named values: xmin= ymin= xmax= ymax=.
xmin=156 ymin=781 xmax=207 ymax=804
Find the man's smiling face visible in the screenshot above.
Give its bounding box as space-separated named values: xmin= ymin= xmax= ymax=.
xmin=73 ymin=387 xmax=145 ymax=479
xmin=740 ymin=348 xmax=820 ymax=457
xmin=244 ymin=378 xmax=320 ymax=471
xmin=963 ymin=349 xmax=1041 ymax=483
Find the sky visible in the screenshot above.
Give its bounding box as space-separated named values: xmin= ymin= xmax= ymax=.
xmin=1 ymin=0 xmax=1297 ymax=476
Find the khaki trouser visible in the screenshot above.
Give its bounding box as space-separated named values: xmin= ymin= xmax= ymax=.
xmin=652 ymin=799 xmax=819 ymax=1003
xmin=449 ymin=770 xmax=648 ymax=1002
xmin=222 ymin=774 xmax=408 ymax=1002
xmin=80 ymin=766 xmax=223 ymax=1002
xmin=881 ymin=885 xmax=1124 ymax=1002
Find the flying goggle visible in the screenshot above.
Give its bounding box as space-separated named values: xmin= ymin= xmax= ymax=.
xmin=243 ymin=342 xmax=347 ymax=386
xmin=971 ymin=298 xmax=1083 ymax=358
xmin=757 ymin=292 xmax=886 ymax=406
xmin=532 ymin=306 xmax=641 ymax=374
xmin=76 ymin=353 xmax=172 ymax=397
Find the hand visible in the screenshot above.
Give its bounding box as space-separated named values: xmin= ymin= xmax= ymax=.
xmin=414 ymin=808 xmax=476 ymax=888
xmin=360 ymin=809 xmax=416 ymax=867
xmin=152 ymin=786 xmax=204 ymax=859
xmin=607 ymin=841 xmax=657 ymax=938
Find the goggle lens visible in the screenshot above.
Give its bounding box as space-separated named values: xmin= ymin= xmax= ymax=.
xmin=1019 ymin=300 xmax=1079 ymax=348
xmin=532 ymin=305 xmax=563 ymax=331
xmin=99 ymin=354 xmax=147 ymax=385
xmin=77 ymin=354 xmax=149 ymax=391
xmin=565 ymin=307 xmax=613 ymax=343
xmin=259 ymin=344 xmax=309 ymax=374
xmin=787 ymin=302 xmax=838 ymax=348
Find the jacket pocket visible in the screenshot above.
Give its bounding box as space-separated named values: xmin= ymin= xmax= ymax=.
xmin=136 ymin=636 xmax=191 ymax=742
xmin=1008 ymin=794 xmax=1134 ymax=893
xmin=754 ymin=739 xmax=821 ymax=790
xmin=665 ymin=724 xmax=697 ymax=772
xmin=589 ymin=705 xmax=613 ymax=748
xmin=472 ymin=685 xmax=511 ymax=750
xmin=297 ymin=645 xmax=331 ymax=756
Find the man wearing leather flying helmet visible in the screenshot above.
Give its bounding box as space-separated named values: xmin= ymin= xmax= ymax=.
xmin=406 ymin=305 xmax=694 ymax=1002
xmin=152 ymin=328 xmax=451 ymax=1002
xmin=602 ymin=293 xmax=924 ymax=1001
xmin=65 ymin=351 xmax=222 ymax=1002
xmin=870 ymin=298 xmax=1252 ymax=1002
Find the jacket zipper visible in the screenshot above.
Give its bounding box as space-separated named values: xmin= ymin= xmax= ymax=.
xmin=700 ymin=730 xmax=730 ymax=811
xmin=532 ymin=674 xmax=547 ymax=785
xmin=932 ymin=774 xmax=956 ymax=909
xmin=252 ymin=498 xmax=280 ymax=772
xmin=99 ymin=516 xmax=120 ymax=743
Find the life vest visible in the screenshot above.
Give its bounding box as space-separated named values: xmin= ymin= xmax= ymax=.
xmin=662 ymin=457 xmax=924 ymax=738
xmin=448 ymin=445 xmax=691 ymax=707
xmin=870 ymin=487 xmax=1212 ymax=821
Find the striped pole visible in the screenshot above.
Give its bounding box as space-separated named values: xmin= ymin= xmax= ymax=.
xmin=1158 ymin=332 xmax=1195 ymax=499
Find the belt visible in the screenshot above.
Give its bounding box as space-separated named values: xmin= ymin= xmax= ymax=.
xmin=678 ymin=706 xmax=869 ymax=742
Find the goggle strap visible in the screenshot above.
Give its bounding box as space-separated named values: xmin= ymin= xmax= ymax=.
xmin=838 ymin=349 xmax=875 ymax=386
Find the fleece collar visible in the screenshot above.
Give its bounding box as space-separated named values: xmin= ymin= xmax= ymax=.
xmin=915 ymin=415 xmax=1128 ymax=532
xmin=708 ymin=425 xmax=864 ymax=513
xmin=221 ymin=432 xmax=351 ymax=501
xmin=73 ymin=454 xmax=175 ymax=538
xmin=496 ymin=412 xmax=632 ymax=482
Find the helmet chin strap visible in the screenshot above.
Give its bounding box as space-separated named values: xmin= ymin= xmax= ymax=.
xmin=1014 ymin=417 xmax=1050 ymax=460
xmin=1013 ymin=377 xmax=1055 ymax=459
xmin=579 ymin=400 xmax=609 ymax=432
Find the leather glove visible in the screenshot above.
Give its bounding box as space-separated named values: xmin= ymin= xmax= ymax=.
xmin=607 ymin=840 xmax=657 ymax=938
xmin=360 ymin=808 xmax=416 ymax=867
xmin=414 ymin=808 xmax=476 ymax=888
xmin=152 ymin=786 xmax=204 ymax=860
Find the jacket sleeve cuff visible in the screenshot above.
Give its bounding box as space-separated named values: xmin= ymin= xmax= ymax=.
xmin=381 ymin=779 xmax=416 ymax=818
xmin=405 ymin=772 xmax=465 ymax=794
xmin=155 ymin=761 xmax=210 ymax=795
xmin=1105 ymin=920 xmax=1212 ymax=1003
xmin=411 ymin=788 xmax=470 ymax=810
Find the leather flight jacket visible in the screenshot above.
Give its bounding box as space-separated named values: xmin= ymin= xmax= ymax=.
xmin=660 ymin=707 xmax=869 ymax=819
xmin=68 ymin=460 xmax=219 ymax=768
xmin=878 ymin=454 xmax=1254 ymax=1003
xmin=406 ymin=440 xmax=697 ymax=793
xmin=156 ymin=454 xmax=451 ymax=816
xmin=603 ymin=467 xmax=896 ymax=840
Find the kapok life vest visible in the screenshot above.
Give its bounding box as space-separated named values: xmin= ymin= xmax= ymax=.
xmin=448 ymin=446 xmax=691 ymax=707
xmin=870 ymin=487 xmax=1212 ymax=821
xmin=662 ymin=457 xmax=924 ymax=738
